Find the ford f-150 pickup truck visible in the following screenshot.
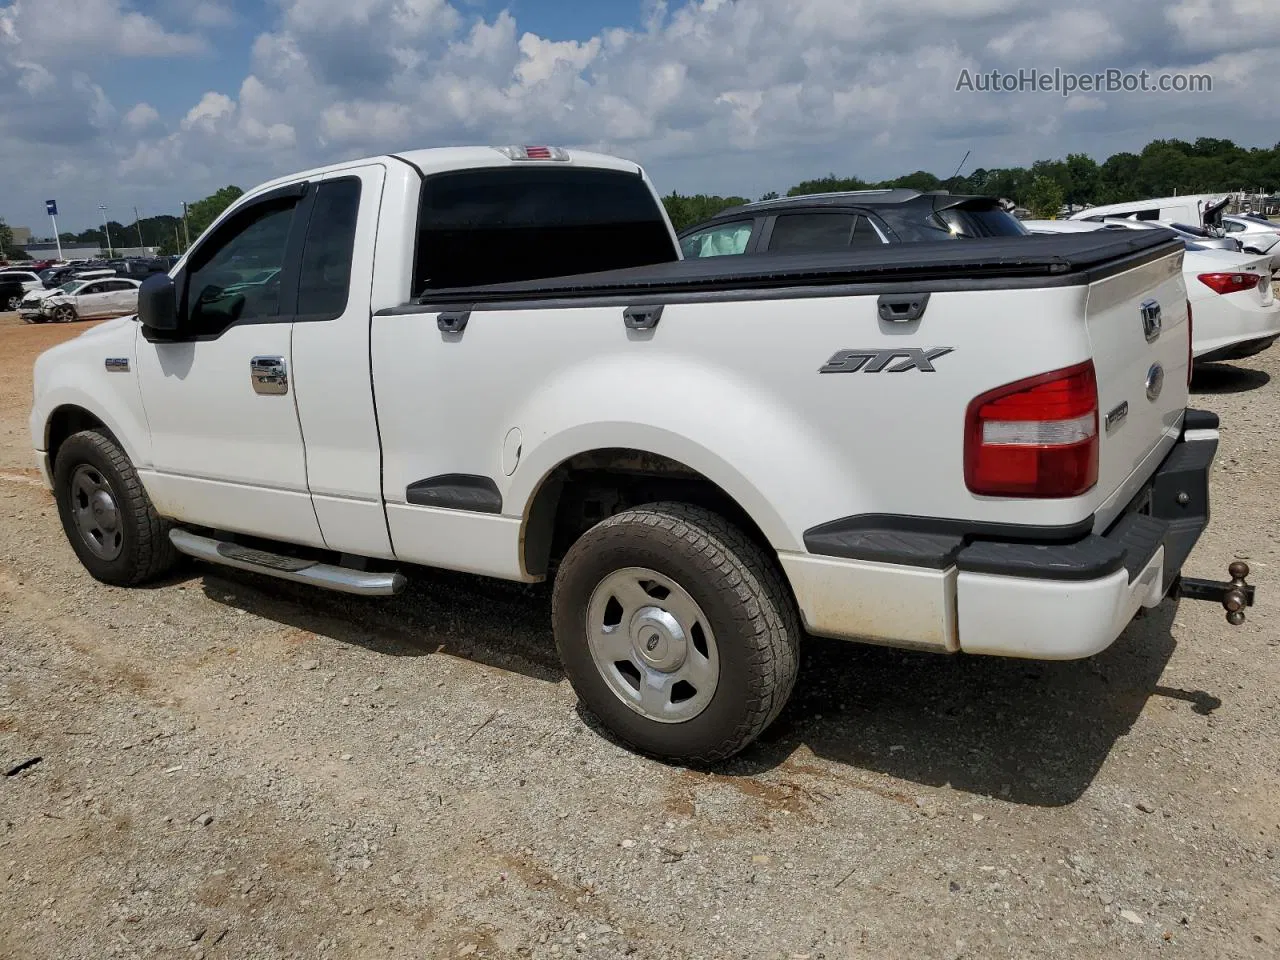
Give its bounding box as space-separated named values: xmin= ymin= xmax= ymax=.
xmin=29 ymin=146 xmax=1255 ymax=763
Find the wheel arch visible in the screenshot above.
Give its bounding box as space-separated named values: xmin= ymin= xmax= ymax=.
xmin=45 ymin=404 xmax=109 ymax=470
xmin=518 ymin=444 xmax=787 ymax=582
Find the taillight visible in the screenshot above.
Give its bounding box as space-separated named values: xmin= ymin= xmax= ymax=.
xmin=1186 ymin=301 xmax=1194 ymax=385
xmin=965 ymin=361 xmax=1099 ymax=498
xmin=1198 ymin=272 xmax=1261 ymax=295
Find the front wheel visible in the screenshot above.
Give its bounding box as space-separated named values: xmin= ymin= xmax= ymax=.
xmin=552 ymin=503 xmax=800 ymax=764
xmin=53 ymin=429 xmax=179 ymax=586
xmin=52 ymin=304 xmax=77 ymax=323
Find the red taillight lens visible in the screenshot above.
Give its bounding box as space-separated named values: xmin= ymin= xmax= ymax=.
xmin=1198 ymin=272 xmax=1261 ymax=295
xmin=1186 ymin=301 xmax=1194 ymax=385
xmin=965 ymin=361 xmax=1099 ymax=498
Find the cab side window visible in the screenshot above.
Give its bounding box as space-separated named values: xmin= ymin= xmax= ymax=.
xmin=183 ymin=199 xmax=297 ymax=337
xmin=297 ymin=178 xmax=362 ymax=319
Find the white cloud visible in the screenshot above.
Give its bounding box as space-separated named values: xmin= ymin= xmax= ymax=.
xmin=0 ymin=0 xmax=205 ymax=62
xmin=123 ymin=102 xmax=160 ymax=131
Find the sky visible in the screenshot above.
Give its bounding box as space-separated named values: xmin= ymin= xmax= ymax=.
xmin=1 ymin=0 xmax=1277 ymax=233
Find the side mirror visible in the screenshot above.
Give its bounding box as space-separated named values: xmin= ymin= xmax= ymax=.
xmin=138 ymin=272 xmax=180 ymax=334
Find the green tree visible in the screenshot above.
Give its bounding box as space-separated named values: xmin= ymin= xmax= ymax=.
xmin=185 ymin=185 xmax=245 ymax=244
xmin=1025 ymin=176 xmax=1066 ymax=218
xmin=0 ymin=219 xmax=14 ymax=258
xmin=787 ymin=174 xmax=870 ymax=196
xmin=661 ymin=193 xmax=749 ymax=232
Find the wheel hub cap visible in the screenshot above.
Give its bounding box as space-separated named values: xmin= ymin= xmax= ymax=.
xmin=69 ymin=464 xmax=124 ymax=561
xmin=585 ymin=567 xmax=720 ymax=724
xmin=632 ymin=606 xmax=686 ymax=671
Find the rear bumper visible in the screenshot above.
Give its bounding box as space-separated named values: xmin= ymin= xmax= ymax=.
xmin=787 ymin=411 xmax=1218 ymax=659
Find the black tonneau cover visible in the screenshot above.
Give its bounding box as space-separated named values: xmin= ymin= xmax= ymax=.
xmin=413 ymin=230 xmax=1181 ymax=307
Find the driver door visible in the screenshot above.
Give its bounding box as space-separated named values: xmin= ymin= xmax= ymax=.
xmin=135 ymin=181 xmax=326 ymax=548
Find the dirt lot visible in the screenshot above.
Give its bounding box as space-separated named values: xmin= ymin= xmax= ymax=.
xmin=1 ymin=311 xmax=1278 ymax=960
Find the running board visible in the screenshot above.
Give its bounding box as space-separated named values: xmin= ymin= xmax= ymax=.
xmin=169 ymin=529 xmax=406 ymax=596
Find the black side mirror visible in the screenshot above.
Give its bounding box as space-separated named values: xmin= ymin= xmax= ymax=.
xmin=138 ymin=272 xmax=180 ymax=334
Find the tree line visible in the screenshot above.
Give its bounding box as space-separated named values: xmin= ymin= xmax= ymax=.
xmin=662 ymin=136 xmax=1280 ymax=231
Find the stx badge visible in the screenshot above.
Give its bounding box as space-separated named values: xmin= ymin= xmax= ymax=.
xmin=819 ymin=347 xmax=954 ymax=374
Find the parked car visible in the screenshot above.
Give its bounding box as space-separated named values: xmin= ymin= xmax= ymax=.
xmin=1025 ymin=220 xmax=1278 ymax=362
xmin=18 ymin=271 xmax=118 ymax=320
xmin=29 ymin=145 xmax=1252 ymax=763
xmin=1091 ymin=217 xmax=1242 ymax=252
xmin=678 ymin=189 xmax=1026 ymax=258
xmin=1222 ymin=214 xmax=1280 ymax=274
xmin=0 ymin=269 xmax=48 ymax=302
xmin=23 ymin=277 xmax=140 ymax=323
xmin=1071 ymin=194 xmax=1230 ymax=234
xmin=0 ymin=278 xmax=28 ymax=311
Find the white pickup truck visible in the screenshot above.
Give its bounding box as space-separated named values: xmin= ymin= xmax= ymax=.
xmin=29 ymin=146 xmax=1254 ymax=762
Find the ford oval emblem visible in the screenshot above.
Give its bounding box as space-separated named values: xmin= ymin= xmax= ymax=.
xmin=1146 ymin=362 xmax=1165 ymax=402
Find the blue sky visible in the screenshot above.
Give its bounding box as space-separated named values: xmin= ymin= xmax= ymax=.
xmin=2 ymin=0 xmax=1277 ymax=234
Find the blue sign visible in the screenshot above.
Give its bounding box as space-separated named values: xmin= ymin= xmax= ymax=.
xmin=45 ymin=200 xmax=57 ymax=216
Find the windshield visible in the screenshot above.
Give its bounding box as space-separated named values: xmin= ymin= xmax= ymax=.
xmin=59 ymin=280 xmax=88 ymax=294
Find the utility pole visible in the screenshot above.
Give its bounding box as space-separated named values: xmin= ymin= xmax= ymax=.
xmin=182 ymin=202 xmax=192 ymax=251
xmin=134 ymin=206 xmax=146 ymax=253
xmin=99 ymin=203 xmax=115 ymax=258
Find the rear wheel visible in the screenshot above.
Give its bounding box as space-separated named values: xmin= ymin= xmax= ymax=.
xmin=54 ymin=430 xmax=179 ymax=586
xmin=5 ymin=294 xmax=20 ymax=311
xmin=552 ymin=502 xmax=800 ymax=764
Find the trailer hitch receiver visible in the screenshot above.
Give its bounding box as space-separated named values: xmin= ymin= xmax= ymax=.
xmin=1176 ymin=562 xmax=1255 ymax=625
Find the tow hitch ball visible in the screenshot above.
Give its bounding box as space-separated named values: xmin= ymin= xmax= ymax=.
xmin=1176 ymin=562 xmax=1256 ymax=625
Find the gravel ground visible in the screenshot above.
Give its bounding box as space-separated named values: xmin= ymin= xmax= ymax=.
xmin=1 ymin=311 xmax=1278 ymax=960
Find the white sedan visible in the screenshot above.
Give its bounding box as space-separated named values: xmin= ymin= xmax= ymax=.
xmin=1185 ymin=246 xmax=1280 ymax=362
xmin=22 ymin=277 xmax=141 ymax=324
xmin=1222 ymin=214 xmax=1280 ymax=275
xmin=1024 ymin=220 xmax=1279 ymax=363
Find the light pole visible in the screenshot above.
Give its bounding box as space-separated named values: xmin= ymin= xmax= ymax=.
xmin=99 ymin=203 xmax=115 ymax=258
xmin=134 ymin=206 xmax=146 ymax=253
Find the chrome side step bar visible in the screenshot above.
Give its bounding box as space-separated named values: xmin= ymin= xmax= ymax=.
xmin=169 ymin=529 xmax=406 ymax=597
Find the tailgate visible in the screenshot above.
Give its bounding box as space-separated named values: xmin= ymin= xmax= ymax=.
xmin=1085 ymin=248 xmax=1189 ymax=530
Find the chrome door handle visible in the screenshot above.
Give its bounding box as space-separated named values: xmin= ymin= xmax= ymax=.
xmin=250 ymin=356 xmax=289 ymax=395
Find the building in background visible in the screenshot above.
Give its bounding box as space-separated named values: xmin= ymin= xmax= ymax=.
xmin=21 ymin=240 xmax=158 ymax=259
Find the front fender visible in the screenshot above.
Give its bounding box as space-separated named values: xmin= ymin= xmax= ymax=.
xmin=504 ymin=353 xmax=864 ymax=553
xmin=29 ymin=320 xmax=151 ymax=469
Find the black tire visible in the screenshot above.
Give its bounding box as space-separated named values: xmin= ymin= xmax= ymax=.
xmin=5 ymin=295 xmax=20 ymax=311
xmin=54 ymin=429 xmax=179 ymax=586
xmin=52 ymin=304 xmax=77 ymax=323
xmin=552 ymin=502 xmax=800 ymax=764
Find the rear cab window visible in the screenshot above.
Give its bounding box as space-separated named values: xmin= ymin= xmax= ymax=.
xmin=413 ymin=166 xmax=677 ymax=294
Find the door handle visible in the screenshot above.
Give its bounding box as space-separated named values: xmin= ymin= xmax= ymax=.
xmin=250 ymin=356 xmax=289 ymax=395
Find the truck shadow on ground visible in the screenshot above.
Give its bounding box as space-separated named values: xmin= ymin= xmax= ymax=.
xmin=1191 ymin=363 xmax=1270 ymax=394
xmin=199 ymin=564 xmax=1210 ymax=809
xmin=727 ymin=600 xmax=1206 ymax=807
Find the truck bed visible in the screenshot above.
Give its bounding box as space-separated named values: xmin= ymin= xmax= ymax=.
xmin=403 ymin=231 xmax=1183 ymax=307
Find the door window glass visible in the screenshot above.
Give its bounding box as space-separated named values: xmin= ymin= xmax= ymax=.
xmin=185 ymin=200 xmax=296 ymax=336
xmin=679 ymin=222 xmax=754 ymax=258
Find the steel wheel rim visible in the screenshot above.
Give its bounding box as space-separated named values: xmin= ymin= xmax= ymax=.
xmin=586 ymin=566 xmax=720 ymax=724
xmin=69 ymin=464 xmax=124 ymax=561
